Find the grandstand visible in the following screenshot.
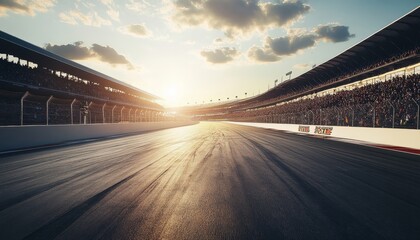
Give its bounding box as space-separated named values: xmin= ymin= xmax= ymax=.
xmin=182 ymin=7 xmax=420 ymax=129
xmin=0 ymin=31 xmax=168 ymax=126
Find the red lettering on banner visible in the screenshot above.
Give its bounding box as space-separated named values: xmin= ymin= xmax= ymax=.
xmin=298 ymin=126 xmax=310 ymax=133
xmin=314 ymin=126 xmax=333 ymax=135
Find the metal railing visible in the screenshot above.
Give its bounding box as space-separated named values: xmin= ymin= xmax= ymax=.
xmin=241 ymin=99 xmax=420 ymax=129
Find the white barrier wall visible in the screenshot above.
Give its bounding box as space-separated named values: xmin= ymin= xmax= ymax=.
xmin=0 ymin=121 xmax=197 ymax=152
xmin=230 ymin=122 xmax=420 ymax=149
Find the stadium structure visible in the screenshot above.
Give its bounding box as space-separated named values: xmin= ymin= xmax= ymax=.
xmin=0 ymin=31 xmax=167 ymax=126
xmin=179 ymin=7 xmax=420 ymax=130
xmin=1 ymin=8 xmax=419 ymax=130
xmin=1 ymin=6 xmax=420 ymax=240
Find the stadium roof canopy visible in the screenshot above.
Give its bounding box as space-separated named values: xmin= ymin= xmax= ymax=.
xmin=238 ymin=6 xmax=420 ymax=108
xmin=0 ymin=31 xmax=160 ymax=101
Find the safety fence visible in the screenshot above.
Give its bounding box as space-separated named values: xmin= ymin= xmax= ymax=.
xmin=0 ymin=89 xmax=173 ymax=126
xmin=247 ymin=100 xmax=419 ymax=129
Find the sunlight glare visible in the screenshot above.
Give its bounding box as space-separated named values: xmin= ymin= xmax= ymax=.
xmin=163 ymin=85 xmax=180 ymax=106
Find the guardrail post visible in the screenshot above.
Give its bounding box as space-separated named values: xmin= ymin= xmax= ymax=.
xmin=301 ymin=111 xmax=305 ymax=124
xmin=70 ymin=99 xmax=76 ymax=124
xmin=112 ymin=105 xmax=116 ymax=123
xmin=121 ymin=106 xmax=125 ymax=122
xmin=319 ymin=109 xmax=322 ymax=125
xmin=369 ymin=103 xmax=375 ymax=128
xmin=309 ymin=110 xmax=314 ymax=125
xmin=102 ymin=103 xmax=106 ymax=123
xmin=387 ymin=100 xmax=395 ymax=128
xmin=20 ymin=91 xmax=29 ymax=125
xmin=373 ymin=105 xmax=375 ymax=128
xmin=413 ymin=98 xmax=419 ymax=129
xmin=335 ymin=107 xmax=339 ymax=126
xmin=46 ymin=95 xmax=53 ymax=125
xmin=88 ymin=102 xmax=93 ymax=124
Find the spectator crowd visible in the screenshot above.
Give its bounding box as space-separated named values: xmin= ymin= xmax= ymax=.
xmin=0 ymin=58 xmax=163 ymax=125
xmin=0 ymin=59 xmax=161 ymax=109
xmin=237 ymin=47 xmax=420 ymax=112
xmin=199 ymin=74 xmax=420 ymax=129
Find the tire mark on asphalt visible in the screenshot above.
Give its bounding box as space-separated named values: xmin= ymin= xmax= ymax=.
xmin=21 ymin=142 xmax=188 ymax=240
xmin=245 ymin=137 xmax=383 ymax=239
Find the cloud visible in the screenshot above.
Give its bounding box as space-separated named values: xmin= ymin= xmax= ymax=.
xmin=44 ymin=42 xmax=133 ymax=69
xmin=45 ymin=41 xmax=92 ymax=60
xmin=0 ymin=0 xmax=55 ymax=17
xmin=119 ymin=24 xmax=152 ymax=37
xmin=59 ymin=10 xmax=112 ymax=27
xmin=59 ymin=0 xmax=121 ymax=27
xmin=268 ymin=33 xmax=317 ymax=55
xmin=200 ymin=47 xmax=239 ymax=64
xmin=171 ymin=0 xmax=310 ymax=37
xmin=263 ymin=0 xmax=310 ymax=25
xmin=248 ymin=46 xmax=280 ymax=62
xmin=315 ymin=24 xmax=355 ymax=42
xmin=106 ymin=8 xmax=119 ymax=22
xmin=126 ymin=0 xmax=152 ymax=13
xmin=91 ymin=44 xmax=132 ymax=67
xmin=249 ymin=23 xmax=355 ymax=62
xmin=100 ymin=0 xmax=120 ymax=21
xmin=248 ymin=33 xmax=316 ymax=62
xmin=214 ymin=38 xmax=223 ymax=43
xmin=293 ymin=63 xmax=311 ymax=69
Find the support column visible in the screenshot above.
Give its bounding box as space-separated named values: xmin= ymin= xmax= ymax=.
xmin=88 ymin=102 xmax=93 ymax=124
xmin=387 ymin=100 xmax=395 ymax=128
xmin=135 ymin=109 xmax=138 ymax=122
xmin=70 ymin=99 xmax=76 ymax=124
xmin=102 ymin=103 xmax=106 ymax=123
xmin=121 ymin=106 xmax=125 ymax=122
xmin=46 ymin=95 xmax=53 ymax=125
xmin=369 ymin=104 xmax=375 ymax=128
xmin=20 ymin=91 xmax=29 ymax=125
xmin=319 ymin=109 xmax=322 ymax=125
xmin=129 ymin=108 xmax=132 ymax=122
xmin=112 ymin=105 xmax=117 ymax=123
xmin=413 ymin=98 xmax=419 ymax=130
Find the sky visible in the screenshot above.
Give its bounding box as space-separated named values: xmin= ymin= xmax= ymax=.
xmin=0 ymin=0 xmax=418 ymax=107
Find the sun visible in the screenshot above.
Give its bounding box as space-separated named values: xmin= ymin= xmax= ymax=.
xmin=163 ymin=85 xmax=180 ymax=106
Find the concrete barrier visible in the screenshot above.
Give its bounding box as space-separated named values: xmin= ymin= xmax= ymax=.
xmin=229 ymin=122 xmax=420 ymax=149
xmin=0 ymin=121 xmax=197 ymax=152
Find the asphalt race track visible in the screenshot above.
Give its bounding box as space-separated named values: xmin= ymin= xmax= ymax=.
xmin=1 ymin=122 xmax=420 ymax=240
